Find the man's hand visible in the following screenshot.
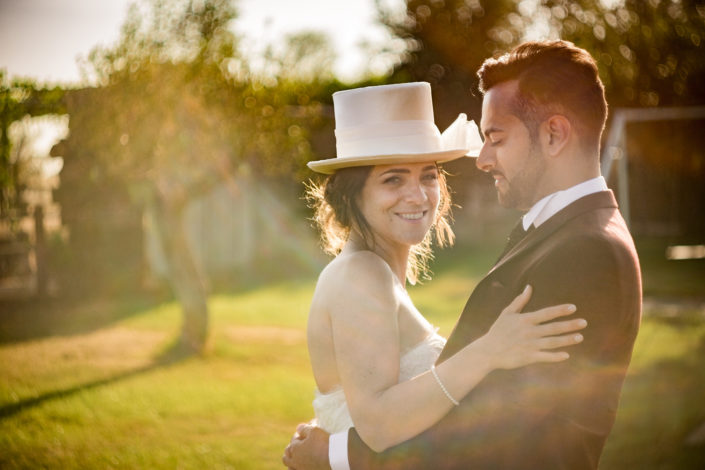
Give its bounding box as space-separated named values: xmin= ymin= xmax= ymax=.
xmin=282 ymin=422 xmax=332 ymax=470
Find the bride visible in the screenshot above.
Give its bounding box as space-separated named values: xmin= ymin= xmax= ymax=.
xmin=296 ymin=82 xmax=586 ymax=454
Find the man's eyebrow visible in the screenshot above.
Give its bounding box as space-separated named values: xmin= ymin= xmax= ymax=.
xmin=483 ymin=126 xmax=502 ymax=137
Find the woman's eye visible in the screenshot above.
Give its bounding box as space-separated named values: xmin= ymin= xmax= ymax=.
xmin=383 ymin=176 xmax=400 ymax=184
xmin=423 ymin=172 xmax=439 ymax=181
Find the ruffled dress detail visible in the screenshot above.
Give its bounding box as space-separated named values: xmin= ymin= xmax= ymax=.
xmin=312 ymin=329 xmax=446 ymax=434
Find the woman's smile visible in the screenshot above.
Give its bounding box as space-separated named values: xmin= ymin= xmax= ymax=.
xmin=396 ymin=210 xmax=427 ymax=221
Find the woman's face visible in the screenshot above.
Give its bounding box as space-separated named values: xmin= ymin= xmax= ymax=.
xmin=357 ymin=162 xmax=441 ymax=251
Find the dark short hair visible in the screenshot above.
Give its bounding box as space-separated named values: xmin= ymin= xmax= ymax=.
xmin=477 ymin=40 xmax=607 ymax=151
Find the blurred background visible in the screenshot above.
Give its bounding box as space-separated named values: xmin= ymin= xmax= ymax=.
xmin=1 ymin=0 xmax=704 ymax=468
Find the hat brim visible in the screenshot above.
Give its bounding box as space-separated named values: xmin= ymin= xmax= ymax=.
xmin=307 ymin=148 xmax=473 ymax=175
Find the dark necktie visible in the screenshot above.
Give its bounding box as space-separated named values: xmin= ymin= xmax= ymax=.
xmin=496 ymin=218 xmax=533 ymax=262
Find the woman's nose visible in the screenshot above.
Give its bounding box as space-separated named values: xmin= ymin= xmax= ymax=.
xmin=404 ymin=182 xmax=428 ymax=204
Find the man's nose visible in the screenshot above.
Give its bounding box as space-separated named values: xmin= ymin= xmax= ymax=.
xmin=476 ymin=142 xmax=494 ymax=173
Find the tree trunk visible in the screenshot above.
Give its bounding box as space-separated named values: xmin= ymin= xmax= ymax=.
xmin=151 ymin=195 xmax=209 ymax=353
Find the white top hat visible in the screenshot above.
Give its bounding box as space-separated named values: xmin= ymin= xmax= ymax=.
xmin=307 ymin=82 xmax=483 ymax=174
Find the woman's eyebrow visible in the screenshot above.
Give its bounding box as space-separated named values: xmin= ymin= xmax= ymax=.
xmin=379 ymin=168 xmax=411 ymax=176
xmin=379 ymin=165 xmax=437 ymax=177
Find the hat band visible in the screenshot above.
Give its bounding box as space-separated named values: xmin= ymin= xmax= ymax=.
xmin=335 ymin=120 xmax=441 ymax=158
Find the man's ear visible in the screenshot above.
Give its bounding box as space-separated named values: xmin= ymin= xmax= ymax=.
xmin=541 ymin=115 xmax=571 ymax=157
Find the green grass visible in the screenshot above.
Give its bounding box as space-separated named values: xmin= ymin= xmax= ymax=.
xmin=0 ymin=243 xmax=704 ymax=469
xmin=636 ymin=237 xmax=705 ymax=299
xmin=600 ymin=311 xmax=705 ymax=469
xmin=0 ymin=287 xmax=315 ymax=470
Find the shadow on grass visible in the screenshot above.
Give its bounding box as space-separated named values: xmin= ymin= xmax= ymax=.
xmin=0 ymin=338 xmax=196 ymax=420
xmin=0 ymin=292 xmax=169 ymax=345
xmin=0 ymin=268 xmax=319 ymax=346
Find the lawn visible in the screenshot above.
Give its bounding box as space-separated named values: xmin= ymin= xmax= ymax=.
xmin=1 ymin=242 xmax=704 ymax=469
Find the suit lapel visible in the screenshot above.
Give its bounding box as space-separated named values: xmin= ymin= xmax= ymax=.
xmin=489 ymin=191 xmax=618 ymax=274
xmin=437 ymin=190 xmax=619 ymax=363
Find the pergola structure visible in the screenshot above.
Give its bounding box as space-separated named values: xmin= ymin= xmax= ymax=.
xmin=601 ymin=106 xmax=705 ymax=230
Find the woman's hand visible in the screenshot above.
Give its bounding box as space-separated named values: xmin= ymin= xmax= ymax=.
xmin=476 ymin=285 xmax=587 ymax=370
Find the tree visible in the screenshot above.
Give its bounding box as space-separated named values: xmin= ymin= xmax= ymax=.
xmin=539 ymin=0 xmax=705 ymax=107
xmin=262 ymin=31 xmax=337 ymax=84
xmin=57 ymin=0 xmax=333 ymax=352
xmin=74 ymin=0 xmax=240 ymax=352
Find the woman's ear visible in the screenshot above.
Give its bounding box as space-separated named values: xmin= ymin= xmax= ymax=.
xmin=541 ymin=115 xmax=571 ymax=157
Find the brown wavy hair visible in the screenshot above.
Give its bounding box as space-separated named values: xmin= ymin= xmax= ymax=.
xmin=305 ymin=165 xmax=455 ymax=284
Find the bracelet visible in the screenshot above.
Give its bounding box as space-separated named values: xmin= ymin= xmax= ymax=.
xmin=431 ymin=365 xmax=459 ymax=406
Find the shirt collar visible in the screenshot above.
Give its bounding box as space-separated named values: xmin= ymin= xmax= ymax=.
xmin=522 ymin=176 xmax=608 ymax=230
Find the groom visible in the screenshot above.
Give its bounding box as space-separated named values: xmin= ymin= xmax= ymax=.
xmin=284 ymin=40 xmax=642 ymax=470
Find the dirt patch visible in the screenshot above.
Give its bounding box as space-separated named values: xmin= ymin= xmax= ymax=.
xmin=1 ymin=327 xmax=170 ymax=374
xmin=223 ymin=326 xmax=304 ymax=345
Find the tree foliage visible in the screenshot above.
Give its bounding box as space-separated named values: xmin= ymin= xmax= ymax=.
xmin=376 ymin=0 xmax=522 ymax=123
xmin=54 ymin=0 xmax=340 ymax=351
xmin=379 ymin=0 xmax=705 ymax=114
xmin=541 ymin=0 xmax=705 ymax=107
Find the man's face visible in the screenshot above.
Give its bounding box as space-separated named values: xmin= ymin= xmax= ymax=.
xmin=477 ymin=80 xmax=547 ymax=211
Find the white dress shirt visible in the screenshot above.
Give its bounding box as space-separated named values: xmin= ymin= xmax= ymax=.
xmin=329 ymin=431 xmax=351 ymax=470
xmin=521 ymin=176 xmax=608 ymax=230
xmin=328 ymin=176 xmax=609 ymax=470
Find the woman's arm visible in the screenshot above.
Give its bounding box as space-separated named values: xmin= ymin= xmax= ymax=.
xmin=326 ymin=252 xmax=586 ymax=452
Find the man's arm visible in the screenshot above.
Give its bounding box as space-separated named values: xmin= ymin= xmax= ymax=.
xmin=499 ymin=231 xmax=641 ymax=461
xmin=283 ymin=423 xmax=332 ymax=470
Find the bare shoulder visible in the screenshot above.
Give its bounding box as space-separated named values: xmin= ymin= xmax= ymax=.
xmin=313 ymin=251 xmax=400 ymax=317
xmin=329 ymin=250 xmax=395 ymax=278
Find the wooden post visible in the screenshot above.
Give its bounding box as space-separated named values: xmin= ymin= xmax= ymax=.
xmin=616 ymin=132 xmax=631 ymax=230
xmin=34 ymin=205 xmax=48 ymax=297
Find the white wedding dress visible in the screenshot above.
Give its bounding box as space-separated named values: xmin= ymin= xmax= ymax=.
xmin=312 ymin=329 xmax=447 ymax=434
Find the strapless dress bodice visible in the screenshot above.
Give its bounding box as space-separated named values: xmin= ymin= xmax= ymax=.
xmin=312 ymin=330 xmax=446 ymax=434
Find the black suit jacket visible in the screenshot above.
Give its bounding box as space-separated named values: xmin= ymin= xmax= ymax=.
xmin=347 ymin=191 xmax=642 ymax=470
